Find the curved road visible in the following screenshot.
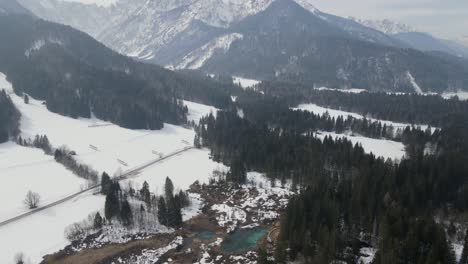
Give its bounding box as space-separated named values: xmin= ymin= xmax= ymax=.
xmin=0 ymin=146 xmax=194 ymax=228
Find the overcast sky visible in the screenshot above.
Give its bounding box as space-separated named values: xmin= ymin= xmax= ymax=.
xmin=311 ymin=0 xmax=468 ymax=39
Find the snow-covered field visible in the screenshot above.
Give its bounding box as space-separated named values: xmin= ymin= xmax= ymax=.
xmin=0 ymin=142 xmax=88 ymax=222
xmin=233 ymin=76 xmax=261 ymax=89
xmin=314 ymin=87 xmax=366 ymax=94
xmin=442 ymin=91 xmax=468 ymax=101
xmin=0 ymin=190 xmax=103 ymax=264
xmin=316 ymin=131 xmax=405 ymax=160
xmin=293 ymin=103 xmax=432 ymax=131
xmin=1 ymin=73 xmax=219 ymax=177
xmin=122 ymin=148 xmax=227 ymax=195
xmin=183 ymin=100 xmax=218 ymax=124
xmin=0 ymin=72 xmax=224 ymax=263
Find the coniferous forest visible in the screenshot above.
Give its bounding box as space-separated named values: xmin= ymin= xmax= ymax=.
xmin=196 ymin=91 xmax=468 ymax=263
xmin=256 ymin=81 xmax=468 ymax=127
xmin=0 ymin=90 xmax=20 ymax=143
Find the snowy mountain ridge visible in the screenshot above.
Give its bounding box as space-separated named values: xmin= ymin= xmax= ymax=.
xmin=17 ymin=0 xmax=319 ymax=64
xmin=350 ymin=18 xmax=416 ymax=35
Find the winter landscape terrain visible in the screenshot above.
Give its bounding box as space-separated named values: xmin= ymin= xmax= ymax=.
xmin=1 ymin=0 xmax=468 ymax=263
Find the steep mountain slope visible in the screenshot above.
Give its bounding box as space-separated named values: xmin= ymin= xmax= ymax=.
xmin=200 ymin=0 xmax=468 ymax=93
xmin=351 ymin=18 xmax=415 ymax=35
xmin=18 ymin=0 xmax=404 ymax=66
xmin=0 ymin=13 xmax=234 ymax=129
xmin=352 ymin=18 xmax=468 ymax=59
xmin=394 ymin=32 xmax=468 ymax=58
xmin=0 ymin=0 xmax=33 ymax=15
xmin=17 ymin=0 xmax=468 ymax=93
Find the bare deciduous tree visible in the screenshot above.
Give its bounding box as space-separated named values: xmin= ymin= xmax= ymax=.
xmin=24 ymin=190 xmax=40 ymax=209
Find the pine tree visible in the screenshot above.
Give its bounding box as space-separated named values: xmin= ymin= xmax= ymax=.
xmin=164 ymin=177 xmax=174 ymax=200
xmin=158 ymin=196 xmax=168 ymax=226
xmin=100 ymin=172 xmax=112 ymax=195
xmin=104 ymin=182 xmax=120 ymax=222
xmin=140 ymin=181 xmax=151 ymax=210
xmin=93 ymin=212 xmax=103 ymax=229
xmin=120 ymin=198 xmax=133 ymax=226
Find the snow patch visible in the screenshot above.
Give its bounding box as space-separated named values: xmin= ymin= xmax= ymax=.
xmin=316 ymin=131 xmax=405 ymax=160
xmin=25 ymin=39 xmax=64 ymax=57
xmin=406 ymin=71 xmax=423 ymax=94
xmin=184 ymin=100 xmax=218 ymax=124
xmin=358 ymin=247 xmax=377 ymax=264
xmin=57 ymin=0 xmax=118 ymax=7
xmin=173 ymin=33 xmax=243 ymax=70
xmin=314 ymin=86 xmax=366 ymax=94
xmin=233 ymin=76 xmax=261 ymax=89
xmin=293 ymin=103 xmax=434 ymax=131
xmin=442 ymin=91 xmax=468 ymax=101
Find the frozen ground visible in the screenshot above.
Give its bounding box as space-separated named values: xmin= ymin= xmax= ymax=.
xmin=0 ymin=72 xmax=225 ymax=263
xmin=293 ymin=103 xmax=433 ymax=131
xmin=183 ymin=100 xmax=218 ymax=124
xmin=122 ymin=148 xmax=227 ymax=195
xmin=232 ymin=76 xmax=261 ymax=89
xmin=1 ymin=72 xmax=219 ymax=177
xmin=0 ymin=142 xmax=88 ymax=222
xmin=0 ymin=147 xmax=224 ymax=264
xmin=0 ymin=190 xmax=104 ymax=264
xmin=314 ymin=87 xmax=366 ymax=94
xmin=442 ymin=91 xmax=468 ymax=101
xmin=316 ymin=131 xmax=405 ymax=160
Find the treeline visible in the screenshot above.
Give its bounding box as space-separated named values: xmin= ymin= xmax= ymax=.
xmin=256 ymin=82 xmax=468 ymax=127
xmin=233 ymin=91 xmax=435 ymax=142
xmin=101 ymin=174 xmax=188 ymax=229
xmin=197 ymin=110 xmax=468 ymax=263
xmin=55 ymin=147 xmax=99 ymax=183
xmin=0 ymin=89 xmax=20 ymax=143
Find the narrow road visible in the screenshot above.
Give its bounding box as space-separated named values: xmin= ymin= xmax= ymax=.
xmin=0 ymin=146 xmax=194 ymax=228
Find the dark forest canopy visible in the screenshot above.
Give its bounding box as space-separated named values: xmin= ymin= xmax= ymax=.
xmin=0 ymin=90 xmax=20 ymax=143
xmin=254 ymin=81 xmax=468 ymax=128
xmin=197 ymin=106 xmax=468 ymax=263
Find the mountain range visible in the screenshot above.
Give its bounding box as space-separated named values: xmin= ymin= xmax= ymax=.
xmin=9 ymin=0 xmax=468 ymax=93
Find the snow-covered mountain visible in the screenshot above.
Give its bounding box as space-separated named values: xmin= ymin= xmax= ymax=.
xmin=351 ymin=18 xmax=468 ymax=58
xmin=16 ymin=0 xmax=468 ymax=93
xmin=351 ymin=18 xmax=415 ymax=35
xmin=18 ymin=0 xmax=401 ymax=66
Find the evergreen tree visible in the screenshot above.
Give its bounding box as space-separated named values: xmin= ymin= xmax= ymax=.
xmin=140 ymin=181 xmax=151 ymax=210
xmin=100 ymin=172 xmax=111 ymax=195
xmin=93 ymin=212 xmax=103 ymax=229
xmin=104 ymin=181 xmax=120 ymax=222
xmin=164 ymin=177 xmax=174 ymax=200
xmin=120 ymin=198 xmax=133 ymax=226
xmin=158 ymin=196 xmax=168 ymax=226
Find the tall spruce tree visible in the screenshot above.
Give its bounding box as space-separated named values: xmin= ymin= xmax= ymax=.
xmin=100 ymin=172 xmax=111 ymax=195
xmin=158 ymin=196 xmax=168 ymax=226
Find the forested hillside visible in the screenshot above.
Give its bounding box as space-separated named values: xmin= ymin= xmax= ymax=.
xmin=255 ymin=81 xmax=468 ymax=127
xmin=0 ymin=14 xmax=236 ymax=129
xmin=196 ymin=93 xmax=468 ymax=262
xmin=0 ymin=90 xmax=20 ymax=143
